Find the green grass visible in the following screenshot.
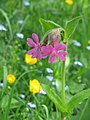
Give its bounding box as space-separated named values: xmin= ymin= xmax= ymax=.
xmin=0 ymin=0 xmax=90 ymax=120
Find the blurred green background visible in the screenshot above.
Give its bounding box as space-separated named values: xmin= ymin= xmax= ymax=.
xmin=0 ymin=0 xmax=90 ymax=120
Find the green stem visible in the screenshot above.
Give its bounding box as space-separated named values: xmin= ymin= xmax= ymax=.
xmin=61 ymin=40 xmax=67 ymax=120
xmin=61 ymin=61 xmax=66 ymax=120
xmin=61 ymin=61 xmax=65 ymax=103
xmin=61 ymin=113 xmax=66 ymax=120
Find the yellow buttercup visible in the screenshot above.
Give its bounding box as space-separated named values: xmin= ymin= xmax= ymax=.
xmin=88 ymin=40 xmax=90 ymax=45
xmin=25 ymin=54 xmax=37 ymax=65
xmin=7 ymin=74 xmax=16 ymax=84
xmin=65 ymin=0 xmax=73 ymax=5
xmin=29 ymin=79 xmax=42 ymax=94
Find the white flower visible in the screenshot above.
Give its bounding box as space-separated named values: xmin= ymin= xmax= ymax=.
xmin=20 ymin=94 xmax=25 ymax=99
xmin=73 ymin=41 xmax=81 ymax=47
xmin=16 ymin=33 xmax=24 ymax=39
xmin=27 ymin=102 xmax=36 ymax=108
xmin=0 ymin=24 xmax=7 ymax=31
xmin=74 ymin=61 xmax=83 ymax=66
xmin=46 ymin=68 xmax=53 ymax=73
xmin=52 ymin=82 xmax=57 ymax=86
xmin=24 ymin=1 xmax=30 ymax=6
xmin=0 ymin=82 xmax=3 ymax=87
xmin=86 ymin=46 xmax=90 ymax=50
xmin=39 ymin=90 xmax=46 ymax=95
xmin=18 ymin=20 xmax=23 ymax=24
xmin=46 ymin=75 xmax=53 ymax=81
xmin=65 ymin=86 xmax=69 ymax=90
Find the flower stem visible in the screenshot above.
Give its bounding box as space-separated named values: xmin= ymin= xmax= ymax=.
xmin=61 ymin=112 xmax=66 ymax=120
xmin=61 ymin=60 xmax=66 ymax=120
xmin=61 ymin=61 xmax=65 ymax=103
xmin=61 ymin=40 xmax=67 ymax=120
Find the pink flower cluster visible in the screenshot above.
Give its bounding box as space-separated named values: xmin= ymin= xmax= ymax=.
xmin=27 ymin=33 xmax=68 ymax=63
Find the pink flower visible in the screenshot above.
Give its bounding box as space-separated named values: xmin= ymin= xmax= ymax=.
xmin=27 ymin=33 xmax=68 ymax=63
xmin=42 ymin=44 xmax=68 ymax=63
xmin=27 ymin=33 xmax=42 ymax=61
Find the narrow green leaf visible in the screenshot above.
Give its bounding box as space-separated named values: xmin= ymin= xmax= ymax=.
xmin=42 ymin=105 xmax=49 ymax=120
xmin=0 ymin=8 xmax=13 ymax=40
xmin=38 ymin=116 xmax=43 ymax=120
xmin=0 ymin=95 xmax=9 ymax=108
xmin=42 ymin=84 xmax=66 ymax=112
xmin=2 ymin=66 xmax=7 ymax=96
xmin=39 ymin=18 xmax=62 ymax=33
xmin=79 ymin=99 xmax=89 ymax=120
xmin=64 ymin=16 xmax=81 ymax=41
xmin=19 ymin=15 xmax=30 ymax=32
xmin=66 ymin=88 xmax=90 ymax=114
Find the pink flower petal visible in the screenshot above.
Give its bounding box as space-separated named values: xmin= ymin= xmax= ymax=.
xmin=57 ymin=51 xmax=68 ymax=61
xmin=42 ymin=46 xmax=52 ymax=53
xmin=42 ymin=46 xmax=53 ymax=58
xmin=27 ymin=48 xmax=36 ymax=55
xmin=57 ymin=51 xmax=68 ymax=55
xmin=48 ymin=53 xmax=57 ymax=63
xmin=27 ymin=38 xmax=35 ymax=47
xmin=57 ymin=54 xmax=66 ymax=61
xmin=32 ymin=33 xmax=39 ymax=43
xmin=38 ymin=50 xmax=42 ymax=61
xmin=55 ymin=44 xmax=66 ymax=51
xmin=32 ymin=51 xmax=37 ymax=58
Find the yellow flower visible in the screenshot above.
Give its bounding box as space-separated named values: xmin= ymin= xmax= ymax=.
xmin=25 ymin=54 xmax=37 ymax=65
xmin=7 ymin=74 xmax=16 ymax=84
xmin=29 ymin=79 xmax=42 ymax=94
xmin=88 ymin=40 xmax=90 ymax=44
xmin=65 ymin=0 xmax=73 ymax=5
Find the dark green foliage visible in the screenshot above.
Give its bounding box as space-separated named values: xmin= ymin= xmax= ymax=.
xmin=0 ymin=0 xmax=90 ymax=120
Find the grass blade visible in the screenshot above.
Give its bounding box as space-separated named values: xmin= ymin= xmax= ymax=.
xmin=66 ymin=88 xmax=90 ymax=114
xmin=0 ymin=8 xmax=13 ymax=40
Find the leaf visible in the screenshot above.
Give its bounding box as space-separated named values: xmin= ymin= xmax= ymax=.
xmin=2 ymin=66 xmax=7 ymax=96
xmin=0 ymin=8 xmax=13 ymax=40
xmin=0 ymin=95 xmax=9 ymax=108
xmin=42 ymin=105 xmax=49 ymax=120
xmin=42 ymin=84 xmax=66 ymax=112
xmin=64 ymin=16 xmax=81 ymax=41
xmin=68 ymin=81 xmax=85 ymax=94
xmin=38 ymin=116 xmax=43 ymax=120
xmin=78 ymin=99 xmax=90 ymax=120
xmin=39 ymin=18 xmax=62 ymax=33
xmin=66 ymin=88 xmax=90 ymax=114
xmin=70 ymin=99 xmax=90 ymax=120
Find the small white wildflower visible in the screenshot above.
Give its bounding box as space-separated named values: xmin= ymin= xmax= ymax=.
xmin=16 ymin=33 xmax=24 ymax=39
xmin=18 ymin=20 xmax=23 ymax=24
xmin=65 ymin=86 xmax=69 ymax=90
xmin=74 ymin=61 xmax=83 ymax=66
xmin=0 ymin=24 xmax=7 ymax=31
xmin=27 ymin=103 xmax=36 ymax=108
xmin=0 ymin=82 xmax=3 ymax=87
xmin=46 ymin=68 xmax=53 ymax=73
xmin=46 ymin=75 xmax=53 ymax=81
xmin=20 ymin=94 xmax=25 ymax=99
xmin=39 ymin=90 xmax=46 ymax=95
xmin=24 ymin=1 xmax=30 ymax=6
xmin=52 ymin=82 xmax=57 ymax=86
xmin=86 ymin=46 xmax=90 ymax=50
xmin=73 ymin=41 xmax=81 ymax=47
